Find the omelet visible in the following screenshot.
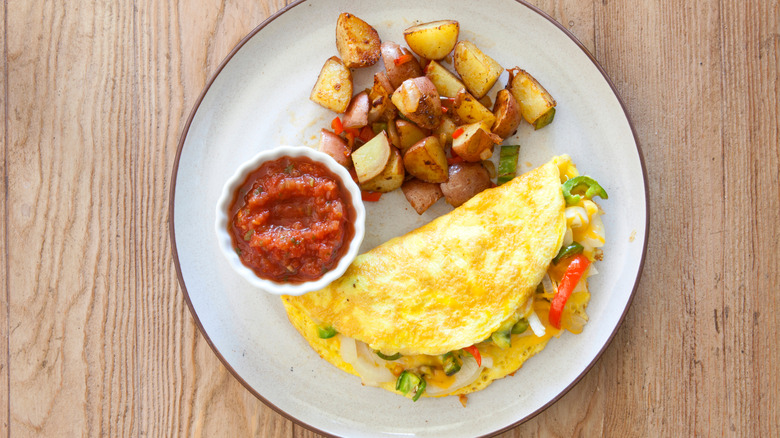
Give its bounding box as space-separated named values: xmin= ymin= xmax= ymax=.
xmin=282 ymin=155 xmax=607 ymax=400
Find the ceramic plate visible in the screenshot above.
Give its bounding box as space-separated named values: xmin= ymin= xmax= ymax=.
xmin=170 ymin=1 xmax=648 ymax=436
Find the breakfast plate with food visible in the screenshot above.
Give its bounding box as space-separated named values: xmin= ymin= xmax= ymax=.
xmin=170 ymin=0 xmax=647 ymax=436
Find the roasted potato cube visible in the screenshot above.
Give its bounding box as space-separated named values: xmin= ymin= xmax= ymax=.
xmin=491 ymin=89 xmax=523 ymax=139
xmin=396 ymin=119 xmax=430 ymax=154
xmin=453 ymin=40 xmax=503 ymax=99
xmin=391 ymin=77 xmax=442 ymax=130
xmin=360 ymin=147 xmax=405 ymax=193
xmin=367 ymin=72 xmax=396 ymax=123
xmin=453 ymin=88 xmax=495 ymax=128
xmin=381 ymin=41 xmax=423 ymax=89
xmin=403 ymin=20 xmax=460 ymax=60
xmin=342 ymin=91 xmax=370 ymax=129
xmin=310 ymin=56 xmax=353 ymax=113
xmin=352 ymin=131 xmax=391 ymax=183
xmin=402 ymin=179 xmax=444 ymax=214
xmin=336 ymin=13 xmax=381 ymax=68
xmin=424 ymin=60 xmax=466 ymax=98
xmin=434 ymin=116 xmax=457 ymax=147
xmin=451 ymin=122 xmax=501 ymax=162
xmin=403 ymin=136 xmax=448 ymax=183
xmin=318 ymin=129 xmax=351 ymax=167
xmin=508 ymin=68 xmax=557 ymax=129
xmin=440 ymin=162 xmax=492 ymax=207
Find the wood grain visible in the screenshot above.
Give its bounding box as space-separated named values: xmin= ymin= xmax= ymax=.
xmin=133 ymin=1 xmax=294 ymax=437
xmin=1 ymin=1 xmax=8 ymax=435
xmin=2 ymin=0 xmax=778 ymax=436
xmin=5 ymin=1 xmax=135 ymax=436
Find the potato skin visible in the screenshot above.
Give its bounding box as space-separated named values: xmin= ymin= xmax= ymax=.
xmin=317 ymin=129 xmax=351 ymax=167
xmin=336 ymin=13 xmax=381 ymax=68
xmin=439 ymin=162 xmax=492 ymax=207
xmin=402 ymin=179 xmax=444 ymax=214
xmin=342 ymin=91 xmax=370 ymax=129
xmin=381 ymin=41 xmax=423 ymax=89
xmin=310 ymin=56 xmax=353 ymax=113
xmin=391 ymin=77 xmax=442 ymax=130
xmin=491 ymin=89 xmax=523 ymax=139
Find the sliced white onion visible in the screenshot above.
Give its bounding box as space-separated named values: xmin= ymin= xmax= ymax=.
xmin=562 ymin=227 xmax=574 ymax=246
xmin=424 ymin=355 xmax=493 ymax=396
xmin=565 ymin=206 xmax=588 ymax=229
xmin=528 ymin=311 xmax=546 ymax=337
xmin=588 ymin=263 xmax=598 ymax=276
xmin=580 ymin=212 xmax=606 ymax=250
xmin=338 ymin=335 xmax=395 ymax=386
xmin=541 ymin=273 xmax=556 ymax=295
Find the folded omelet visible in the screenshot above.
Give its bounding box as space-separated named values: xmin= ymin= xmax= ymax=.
xmin=282 ymin=155 xmax=606 ymax=400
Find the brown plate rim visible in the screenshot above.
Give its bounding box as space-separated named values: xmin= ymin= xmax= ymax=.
xmin=168 ymin=1 xmax=650 ymax=437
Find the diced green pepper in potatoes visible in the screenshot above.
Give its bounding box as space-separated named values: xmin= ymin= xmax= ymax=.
xmin=403 ymin=136 xmax=449 ymax=183
xmin=335 ymin=13 xmax=381 ymax=68
xmin=453 ymin=40 xmax=503 ymax=99
xmin=508 ymin=68 xmax=557 ymax=129
xmin=318 ymin=129 xmax=351 ymax=167
xmin=453 ymin=88 xmax=495 ymax=129
xmin=396 ymin=119 xmax=430 ymax=154
xmin=391 ymin=77 xmax=443 ymax=130
xmin=423 ymin=61 xmax=466 ymax=98
xmin=381 ymin=41 xmax=423 ymax=89
xmin=491 ymin=89 xmax=523 ymax=139
xmin=403 ymin=20 xmax=460 ymax=61
xmin=440 ymin=162 xmax=492 ymax=207
xmin=360 ymin=147 xmax=405 ymax=193
xmin=352 ymin=131 xmax=391 ymax=183
xmin=402 ymin=178 xmax=444 ymax=214
xmin=451 ymin=122 xmax=501 ymax=162
xmin=342 ymin=91 xmax=370 ymax=129
xmin=310 ymin=56 xmax=353 ymax=113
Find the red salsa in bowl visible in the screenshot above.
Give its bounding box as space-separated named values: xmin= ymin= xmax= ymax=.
xmin=228 ymin=156 xmax=356 ymax=283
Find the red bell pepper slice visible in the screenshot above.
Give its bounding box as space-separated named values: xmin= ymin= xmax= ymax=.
xmin=359 ymin=125 xmax=374 ymax=143
xmin=331 ymin=117 xmax=344 ymax=135
xmin=394 ymin=53 xmax=413 ymax=66
xmin=452 ymin=127 xmax=464 ymax=139
xmin=361 ymin=191 xmax=382 ymax=202
xmin=462 ymin=345 xmax=481 ymax=367
xmin=548 ymin=254 xmax=591 ymax=329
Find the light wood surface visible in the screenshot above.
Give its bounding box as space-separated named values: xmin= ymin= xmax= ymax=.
xmin=2 ymin=0 xmax=778 ymax=436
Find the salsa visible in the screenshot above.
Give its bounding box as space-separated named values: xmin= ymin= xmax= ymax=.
xmin=228 ymin=156 xmax=355 ymax=283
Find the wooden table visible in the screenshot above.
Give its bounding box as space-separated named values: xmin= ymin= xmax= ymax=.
xmin=1 ymin=0 xmax=778 ymax=436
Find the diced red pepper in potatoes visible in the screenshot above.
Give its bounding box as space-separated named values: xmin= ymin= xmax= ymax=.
xmin=403 ymin=20 xmax=460 ymax=61
xmin=396 ymin=119 xmax=430 ymax=154
xmin=440 ymin=162 xmax=492 ymax=207
xmin=352 ymin=131 xmax=391 ymax=183
xmin=391 ymin=77 xmax=443 ymax=130
xmin=453 ymin=40 xmax=504 ymax=99
xmin=424 ymin=61 xmax=466 ymax=98
xmin=359 ymin=147 xmax=405 ymax=193
xmin=402 ymin=179 xmax=444 ymax=214
xmin=403 ymin=136 xmax=449 ymax=183
xmin=318 ymin=129 xmax=351 ymax=167
xmin=310 ymin=56 xmax=353 ymax=113
xmin=434 ymin=116 xmax=458 ymax=147
xmin=335 ymin=13 xmax=382 ymax=68
xmin=451 ymin=122 xmax=501 ymax=162
xmin=343 ymin=91 xmax=370 ymax=129
xmin=381 ymin=41 xmax=423 ymax=89
xmin=508 ymin=67 xmax=557 ymax=129
xmin=491 ymin=89 xmax=523 ymax=139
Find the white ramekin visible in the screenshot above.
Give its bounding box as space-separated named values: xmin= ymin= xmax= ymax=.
xmin=215 ymin=145 xmax=365 ymax=296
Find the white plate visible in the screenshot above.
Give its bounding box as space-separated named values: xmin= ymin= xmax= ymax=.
xmin=170 ymin=1 xmax=648 ymax=437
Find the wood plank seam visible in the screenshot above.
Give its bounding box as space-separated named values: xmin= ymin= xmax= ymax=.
xmin=3 ymin=0 xmax=9 ymax=435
